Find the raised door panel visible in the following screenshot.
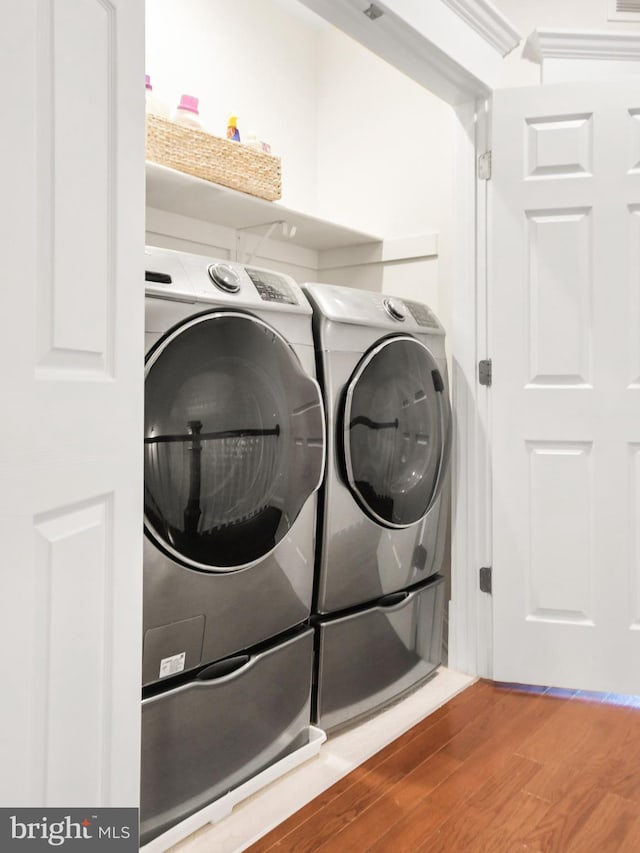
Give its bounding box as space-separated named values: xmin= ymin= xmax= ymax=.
xmin=526 ymin=208 xmax=592 ymax=387
xmin=526 ymin=442 xmax=593 ymax=623
xmin=0 ymin=0 xmax=144 ymax=807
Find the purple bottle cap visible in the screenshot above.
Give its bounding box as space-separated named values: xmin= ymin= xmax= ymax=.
xmin=178 ymin=94 xmax=199 ymax=114
xmin=145 ymin=74 xmax=152 ymax=90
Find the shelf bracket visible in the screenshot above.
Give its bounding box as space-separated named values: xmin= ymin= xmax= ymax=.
xmin=235 ymin=219 xmax=297 ymax=264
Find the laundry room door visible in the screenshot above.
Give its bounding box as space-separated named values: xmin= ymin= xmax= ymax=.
xmin=491 ymin=79 xmax=640 ymax=693
xmin=1 ymin=0 xmax=144 ymax=807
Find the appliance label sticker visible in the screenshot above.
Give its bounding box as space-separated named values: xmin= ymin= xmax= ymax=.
xmin=159 ymin=652 xmax=186 ymax=679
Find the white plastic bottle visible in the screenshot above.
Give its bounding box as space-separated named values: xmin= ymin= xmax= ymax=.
xmin=244 ymin=131 xmax=262 ymax=150
xmin=145 ymin=75 xmax=169 ymax=118
xmin=174 ymin=94 xmax=202 ymax=129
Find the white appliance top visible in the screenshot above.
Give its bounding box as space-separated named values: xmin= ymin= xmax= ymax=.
xmin=144 ymin=245 xmax=312 ymax=315
xmin=302 ymin=282 xmax=444 ymax=336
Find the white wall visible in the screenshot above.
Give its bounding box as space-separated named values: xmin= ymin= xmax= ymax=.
xmin=496 ymin=0 xmax=640 ymax=86
xmin=315 ymin=25 xmax=454 ymax=318
xmin=145 ymin=0 xmax=319 ymax=212
xmin=316 ymin=27 xmax=454 ymax=240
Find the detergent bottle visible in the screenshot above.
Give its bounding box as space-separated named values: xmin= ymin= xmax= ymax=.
xmin=226 ymin=112 xmax=240 ymax=142
xmin=145 ymin=75 xmax=169 ymax=118
xmin=175 ymin=95 xmax=202 ymax=129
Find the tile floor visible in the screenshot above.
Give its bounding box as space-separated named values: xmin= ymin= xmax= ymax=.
xmin=164 ymin=667 xmax=475 ymax=853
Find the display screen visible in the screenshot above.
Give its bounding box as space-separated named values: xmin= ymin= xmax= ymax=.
xmin=403 ymin=299 xmax=440 ymax=329
xmin=246 ymin=268 xmax=298 ymax=305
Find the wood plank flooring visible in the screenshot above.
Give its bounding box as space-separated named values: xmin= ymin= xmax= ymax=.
xmin=245 ymin=681 xmax=640 ymax=852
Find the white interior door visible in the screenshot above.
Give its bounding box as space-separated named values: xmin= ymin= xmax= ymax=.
xmin=491 ymin=79 xmax=640 ymax=693
xmin=0 ymin=0 xmax=144 ymax=805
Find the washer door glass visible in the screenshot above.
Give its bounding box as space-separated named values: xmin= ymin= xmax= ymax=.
xmin=144 ymin=311 xmax=325 ymax=571
xmin=342 ymin=336 xmax=450 ymax=528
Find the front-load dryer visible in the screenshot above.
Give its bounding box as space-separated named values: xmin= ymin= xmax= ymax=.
xmin=303 ymin=283 xmax=451 ymax=613
xmin=303 ymin=282 xmax=451 ymax=730
xmin=142 ymin=247 xmax=325 ymax=688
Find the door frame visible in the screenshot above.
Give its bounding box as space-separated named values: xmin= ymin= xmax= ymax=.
xmin=447 ymin=97 xmax=493 ymax=677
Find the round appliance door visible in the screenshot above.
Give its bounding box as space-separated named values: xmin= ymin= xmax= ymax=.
xmin=144 ymin=310 xmax=325 ymax=571
xmin=342 ymin=335 xmax=451 ymax=529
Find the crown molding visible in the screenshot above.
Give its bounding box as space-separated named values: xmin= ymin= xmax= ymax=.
xmin=440 ymin=0 xmax=520 ymax=57
xmin=525 ymin=28 xmax=640 ymax=63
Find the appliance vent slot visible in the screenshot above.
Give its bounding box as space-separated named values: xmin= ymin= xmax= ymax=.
xmin=608 ymin=0 xmax=640 ymax=20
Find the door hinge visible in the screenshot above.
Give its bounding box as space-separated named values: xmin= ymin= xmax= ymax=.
xmin=479 ymin=566 xmax=492 ymax=594
xmin=478 ymin=358 xmax=492 ymax=387
xmin=477 ymin=150 xmax=492 ymax=180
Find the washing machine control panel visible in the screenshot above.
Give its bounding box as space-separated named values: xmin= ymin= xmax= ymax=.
xmin=208 ymin=263 xmax=241 ymax=293
xmin=246 ymin=267 xmax=298 ymax=305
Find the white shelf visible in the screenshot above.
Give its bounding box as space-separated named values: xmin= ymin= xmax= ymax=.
xmin=145 ymin=162 xmax=382 ymax=252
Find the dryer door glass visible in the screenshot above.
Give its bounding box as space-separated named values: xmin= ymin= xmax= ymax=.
xmin=144 ymin=311 xmax=324 ymax=571
xmin=342 ymin=336 xmax=450 ymax=529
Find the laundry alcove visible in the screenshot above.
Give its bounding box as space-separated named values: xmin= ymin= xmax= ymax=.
xmin=1 ymin=0 xmax=519 ymax=836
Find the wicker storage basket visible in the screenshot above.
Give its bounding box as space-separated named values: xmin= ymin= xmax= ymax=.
xmin=146 ymin=114 xmax=282 ymax=201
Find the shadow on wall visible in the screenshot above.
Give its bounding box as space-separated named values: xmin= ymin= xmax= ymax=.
xmin=314 ymin=263 xmax=385 ymax=292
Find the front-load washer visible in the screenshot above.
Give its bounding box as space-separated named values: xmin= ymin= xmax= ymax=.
xmin=142 ymin=247 xmax=325 ymax=687
xmin=303 ymin=282 xmax=451 ymax=730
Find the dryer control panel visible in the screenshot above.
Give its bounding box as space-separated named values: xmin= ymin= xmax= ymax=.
xmin=302 ymin=281 xmax=445 ymax=336
xmin=403 ymin=298 xmax=440 ymax=330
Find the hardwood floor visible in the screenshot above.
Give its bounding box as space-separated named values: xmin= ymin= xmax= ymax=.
xmin=245 ymin=681 xmax=640 ymax=852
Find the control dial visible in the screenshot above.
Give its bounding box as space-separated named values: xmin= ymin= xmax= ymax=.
xmin=208 ymin=263 xmax=241 ymax=293
xmin=383 ymin=297 xmax=407 ymax=322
